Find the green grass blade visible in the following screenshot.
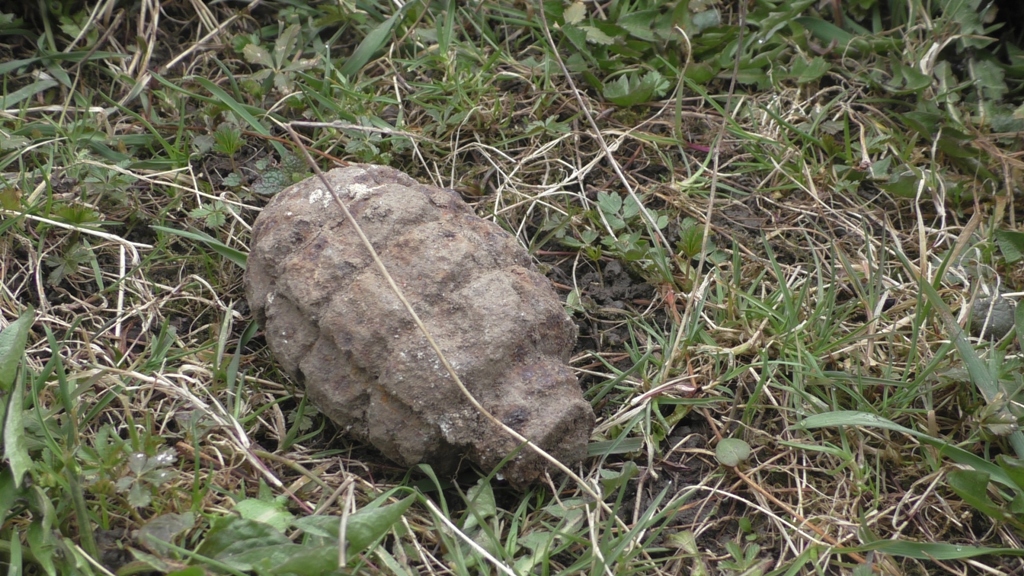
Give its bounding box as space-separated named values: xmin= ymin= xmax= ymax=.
xmin=438 ymin=0 xmax=455 ymax=54
xmin=340 ymin=4 xmax=415 ymax=78
xmin=793 ymin=17 xmax=855 ymax=46
xmin=192 ymin=77 xmax=286 ymax=157
xmin=587 ymin=437 xmax=644 ymax=457
xmin=792 ymin=410 xmax=1014 ymax=489
xmin=891 ymin=242 xmax=1024 ymax=458
xmin=149 ymin=71 xmax=287 ymax=156
xmin=151 ymin=225 xmax=248 ymax=270
xmin=846 ymin=540 xmax=1024 ymax=560
xmin=0 ymin=79 xmax=57 ymax=109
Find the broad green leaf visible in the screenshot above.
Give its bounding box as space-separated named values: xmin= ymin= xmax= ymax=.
xmin=288 ymin=512 xmax=339 ymax=537
xmin=26 ymin=486 xmax=56 ymax=534
xmin=621 ymin=196 xmax=641 ymax=220
xmin=602 ymin=71 xmax=667 ymax=106
xmin=869 ymin=156 xmax=893 ymax=180
xmin=889 ymin=61 xmax=931 ymax=93
xmin=263 ymin=545 xmax=337 ymax=574
xmin=899 ymin=109 xmax=945 ymax=138
xmin=599 ymin=460 xmax=639 ymax=494
xmin=996 ymin=455 xmax=1024 ymax=492
xmin=947 ymin=469 xmax=1006 ymax=521
xmin=797 ymin=57 xmax=829 ymax=84
xmin=563 ymin=2 xmax=585 ymax=25
xmin=128 ymin=482 xmax=151 ymax=508
xmin=463 ymin=479 xmax=495 ymax=531
xmin=235 ymin=497 xmax=294 ymax=533
xmin=684 ymin=62 xmax=716 ymax=84
xmin=130 ymin=549 xmax=175 ymax=572
xmin=137 ymin=513 xmax=196 ymax=555
xmin=26 ymin=520 xmax=57 ymax=576
xmin=936 ymin=132 xmax=980 ymax=159
xmin=242 ymin=43 xmax=274 ymax=67
xmin=196 ymin=516 xmax=291 ymax=564
xmin=542 ymin=498 xmax=587 ymax=532
xmin=127 ymin=452 xmax=149 ymax=475
xmin=220 ymin=542 xmax=322 ymax=573
xmin=562 ymin=25 xmax=589 ymax=53
xmin=515 ymin=531 xmax=557 ymax=573
xmin=0 ymin=308 xmax=33 ymax=393
xmin=794 ymin=17 xmax=856 ymax=50
xmin=0 ymin=467 xmax=20 ymax=524
xmin=1017 ymin=302 xmax=1024 ymax=350
xmin=691 ymin=9 xmax=721 ymax=32
xmin=274 ymin=24 xmax=302 ymax=67
xmin=902 ymin=65 xmax=933 ymax=92
xmin=597 ymin=191 xmax=622 ymax=215
xmin=618 ymin=9 xmax=660 ymax=42
xmin=878 ymin=172 xmax=920 ymax=198
xmin=995 ymin=229 xmax=1024 ymax=264
xmin=285 ymin=494 xmax=415 ymax=560
xmin=581 ymin=25 xmax=615 ymax=45
xmin=1013 ymin=493 xmax=1024 ymax=516
xmin=729 ymin=67 xmax=769 ymax=88
xmin=715 ymin=438 xmax=751 ymax=467
xmin=291 ymin=515 xmax=337 ymax=538
xmin=937 ymin=0 xmax=991 ymax=49
xmin=344 ymin=494 xmax=415 ymax=557
xmin=755 ymin=0 xmax=816 ymax=42
xmin=603 ymin=74 xmax=639 ymax=104
xmin=3 ymin=370 xmax=30 ymax=487
xmin=252 ymin=169 xmax=290 ymax=196
xmin=665 ymin=530 xmax=699 ymax=553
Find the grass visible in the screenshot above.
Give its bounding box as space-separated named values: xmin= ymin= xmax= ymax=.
xmin=1 ymin=0 xmax=1024 ymax=574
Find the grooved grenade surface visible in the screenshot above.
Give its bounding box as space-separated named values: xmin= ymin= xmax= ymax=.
xmin=245 ymin=165 xmax=595 ymax=484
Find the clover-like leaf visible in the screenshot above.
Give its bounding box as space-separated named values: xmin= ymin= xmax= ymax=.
xmin=252 ymin=169 xmax=290 ymax=196
xmin=948 ymin=469 xmax=1006 ymax=521
xmin=716 ymin=438 xmax=751 ymax=467
xmin=243 ymin=43 xmax=274 ymax=67
xmin=603 ymin=71 xmax=668 ymax=106
xmin=581 ymin=25 xmax=615 ymax=45
xmin=564 ymin=2 xmax=586 ymax=25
